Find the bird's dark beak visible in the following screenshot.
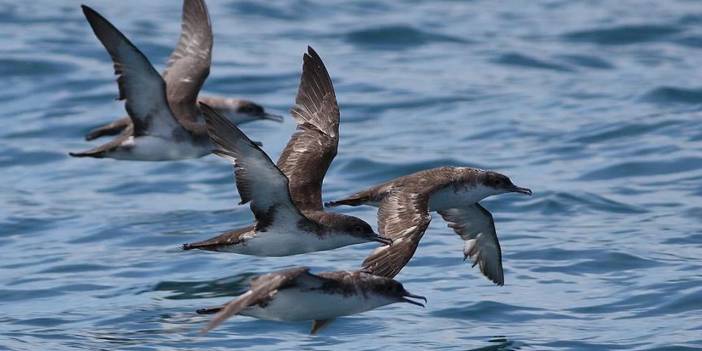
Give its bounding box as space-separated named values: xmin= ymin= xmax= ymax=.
xmin=401 ymin=292 xmax=427 ymax=307
xmin=510 ymin=185 xmax=532 ymax=196
xmin=261 ymin=112 xmax=284 ymax=123
xmin=371 ymin=234 xmax=393 ymax=246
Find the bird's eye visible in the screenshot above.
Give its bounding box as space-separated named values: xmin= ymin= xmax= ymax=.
xmin=353 ymin=225 xmax=364 ymax=233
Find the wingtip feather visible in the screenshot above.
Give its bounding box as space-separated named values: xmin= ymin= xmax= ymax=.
xmin=81 ymin=4 xmax=112 ymax=35
xmin=183 ymin=0 xmax=211 ymax=25
xmin=200 ymin=102 xmax=266 ymax=163
xmin=306 ymin=46 xmax=319 ymax=60
xmin=69 ymin=150 xmax=104 ymax=158
xmin=80 ymin=4 xmax=94 ymax=16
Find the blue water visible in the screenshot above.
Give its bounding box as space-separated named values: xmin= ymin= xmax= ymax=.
xmin=2 ymin=0 xmax=702 ymax=350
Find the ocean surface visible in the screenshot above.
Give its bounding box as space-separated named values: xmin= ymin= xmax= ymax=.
xmin=2 ymin=0 xmax=702 ymax=350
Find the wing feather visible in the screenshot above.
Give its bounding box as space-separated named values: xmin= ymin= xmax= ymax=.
xmin=361 ymin=191 xmax=431 ymax=278
xmin=438 ymin=204 xmax=504 ymax=286
xmin=200 ymin=103 xmax=307 ymax=229
xmin=276 ymin=47 xmax=339 ymax=212
xmin=81 ymin=5 xmax=180 ymax=137
xmin=163 ymin=0 xmax=212 ymax=126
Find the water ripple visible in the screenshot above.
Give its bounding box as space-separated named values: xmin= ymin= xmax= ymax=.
xmin=562 ymin=24 xmax=682 ymax=45
xmin=579 ymin=157 xmax=702 ymax=180
xmin=531 ymin=251 xmax=661 ymax=274
xmin=153 ymin=274 xmax=255 ymax=300
xmin=643 ymin=86 xmax=702 ymax=105
xmin=492 ymin=52 xmax=573 ymax=72
xmin=345 ymin=25 xmax=469 ymax=50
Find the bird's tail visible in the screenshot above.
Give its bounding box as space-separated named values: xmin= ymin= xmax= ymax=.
xmin=84 ymin=116 xmax=131 ymax=141
xmin=325 ymin=190 xmax=379 ymax=207
xmin=182 ymin=241 xmax=219 ymax=251
xmin=182 ymin=227 xmax=249 ymax=251
xmin=69 ymin=149 xmax=106 ymax=158
xmin=196 ymin=305 xmax=225 ymax=315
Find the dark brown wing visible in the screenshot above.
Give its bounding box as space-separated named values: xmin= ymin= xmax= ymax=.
xmin=81 ymin=5 xmax=181 ymax=137
xmin=276 ymin=47 xmax=340 ymax=212
xmin=163 ymin=0 xmax=212 ymax=126
xmin=200 ymin=103 xmax=309 ymax=230
xmin=201 ymin=267 xmax=324 ymax=333
xmin=361 ymin=191 xmax=432 ymax=278
xmin=438 ymin=204 xmax=504 ymax=286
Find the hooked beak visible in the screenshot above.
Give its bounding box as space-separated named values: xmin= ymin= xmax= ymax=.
xmin=510 ymin=185 xmax=532 ymax=196
xmin=401 ymin=292 xmax=427 ymax=307
xmin=261 ymin=112 xmax=284 ymax=123
xmin=371 ymin=234 xmax=393 ymax=246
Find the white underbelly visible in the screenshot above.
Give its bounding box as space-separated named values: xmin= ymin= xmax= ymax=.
xmin=427 ymin=185 xmax=493 ymax=211
xmin=227 ymin=229 xmax=366 ymax=257
xmin=242 ymin=289 xmax=394 ymax=321
xmin=111 ymin=136 xmax=208 ymax=161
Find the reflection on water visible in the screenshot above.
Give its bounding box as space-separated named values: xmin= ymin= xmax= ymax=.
xmin=153 ymin=273 xmax=255 ymax=300
xmin=468 ymin=337 xmax=523 ymax=351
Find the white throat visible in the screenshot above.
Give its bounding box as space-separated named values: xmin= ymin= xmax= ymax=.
xmin=427 ymin=184 xmax=499 ymax=211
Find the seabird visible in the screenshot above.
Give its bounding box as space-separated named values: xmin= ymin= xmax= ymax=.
xmin=195 ymin=266 xmax=426 ymax=334
xmin=83 ymin=0 xmax=282 ymax=142
xmin=326 ymin=167 xmax=532 ymax=286
xmin=84 ymin=100 xmax=280 ymax=142
xmin=70 ymin=2 xmax=280 ymax=160
xmin=183 ymin=47 xmax=390 ymax=255
xmin=183 ymin=101 xmax=391 ymax=255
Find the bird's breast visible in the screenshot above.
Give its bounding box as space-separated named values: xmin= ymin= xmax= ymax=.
xmin=241 ymin=288 xmax=395 ymax=321
xmin=113 ymin=135 xmax=208 ymax=161
xmin=230 ymin=229 xmax=324 ymax=256
xmin=427 ymin=184 xmax=493 ymax=211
